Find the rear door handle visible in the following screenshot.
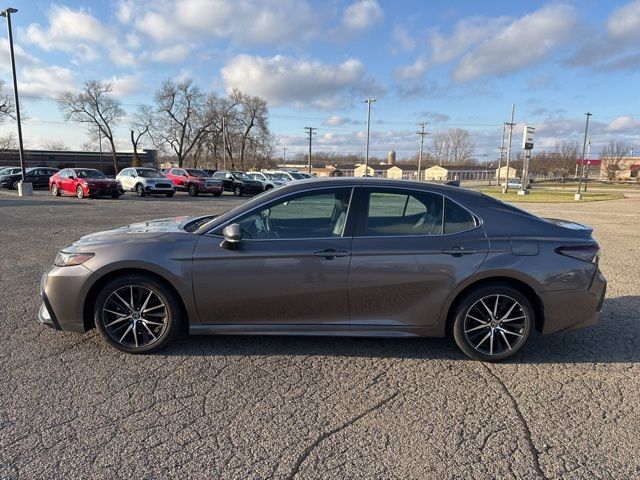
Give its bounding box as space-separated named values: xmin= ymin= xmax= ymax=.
xmin=441 ymin=246 xmax=477 ymax=256
xmin=313 ymin=249 xmax=350 ymax=259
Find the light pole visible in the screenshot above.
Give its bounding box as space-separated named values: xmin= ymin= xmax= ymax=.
xmin=417 ymin=122 xmax=428 ymax=181
xmin=503 ymin=104 xmax=516 ymax=194
xmin=364 ymin=99 xmax=375 ymax=176
xmin=576 ymin=112 xmax=592 ymax=200
xmin=1 ymin=7 xmax=30 ymax=196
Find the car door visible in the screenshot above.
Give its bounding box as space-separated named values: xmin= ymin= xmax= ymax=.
xmin=57 ymin=170 xmax=71 ymax=193
xmin=348 ymin=187 xmax=489 ymax=328
xmin=192 ymin=186 xmax=355 ymax=326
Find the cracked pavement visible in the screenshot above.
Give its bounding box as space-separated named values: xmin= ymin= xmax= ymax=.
xmin=1 ymin=190 xmax=639 ymax=479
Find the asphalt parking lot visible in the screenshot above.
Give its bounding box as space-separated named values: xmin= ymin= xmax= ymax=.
xmin=1 ymin=189 xmax=639 ymax=479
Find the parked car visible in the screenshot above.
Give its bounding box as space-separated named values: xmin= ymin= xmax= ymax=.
xmin=211 ymin=170 xmax=264 ymax=196
xmin=116 ymin=167 xmax=175 ymax=197
xmin=265 ymin=170 xmax=306 ymax=182
xmin=299 ymin=172 xmax=315 ymax=179
xmin=202 ymin=169 xmax=217 ymax=177
xmin=49 ymin=168 xmax=122 ymax=199
xmin=0 ymin=167 xmax=59 ymax=190
xmin=246 ymin=171 xmax=286 ymax=190
xmin=164 ymin=168 xmax=223 ymax=196
xmin=38 ymin=178 xmax=605 ymax=361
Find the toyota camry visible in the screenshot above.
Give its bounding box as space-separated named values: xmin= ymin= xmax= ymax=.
xmin=38 ymin=178 xmax=606 ymax=361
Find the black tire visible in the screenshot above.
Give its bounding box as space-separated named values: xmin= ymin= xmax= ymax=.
xmin=165 ymin=192 xmax=175 ymax=198
xmin=136 ymin=183 xmax=145 ymax=197
xmin=265 ymin=185 xmax=273 ymax=190
xmin=452 ymin=284 xmax=533 ymax=362
xmin=11 ymin=179 xmax=20 ymax=190
xmin=76 ymin=185 xmax=85 ymax=199
xmin=51 ymin=184 xmax=60 ymax=196
xmin=188 ymin=183 xmax=198 ymax=196
xmin=93 ymin=274 xmax=183 ymax=354
xmin=233 ymin=185 xmax=242 ymax=197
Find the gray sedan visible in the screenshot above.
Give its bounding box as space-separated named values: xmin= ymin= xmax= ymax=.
xmin=38 ymin=178 xmax=606 ymax=361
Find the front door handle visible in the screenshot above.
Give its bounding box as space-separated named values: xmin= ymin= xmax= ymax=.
xmin=441 ymin=246 xmax=477 ymax=257
xmin=313 ymin=249 xmax=350 ymax=259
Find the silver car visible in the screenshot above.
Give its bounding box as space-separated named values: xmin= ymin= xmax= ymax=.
xmin=38 ymin=178 xmax=606 ymax=361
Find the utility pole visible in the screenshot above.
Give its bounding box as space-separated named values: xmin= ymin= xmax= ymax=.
xmin=1 ymin=7 xmax=30 ymax=196
xmin=576 ymin=112 xmax=592 ymax=200
xmin=496 ymin=124 xmax=506 ymax=187
xmin=282 ymin=146 xmax=287 ymax=167
xmin=502 ymin=104 xmax=516 ymax=194
xmin=364 ymin=99 xmax=375 ymax=175
xmin=417 ymin=122 xmax=429 ymax=181
xmin=221 ymin=116 xmax=226 ymax=170
xmin=584 ymin=135 xmax=592 ymax=192
xmin=305 ymin=127 xmax=316 ymax=174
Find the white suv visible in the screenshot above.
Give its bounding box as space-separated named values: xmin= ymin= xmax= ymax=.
xmin=117 ymin=167 xmax=176 ymax=197
xmin=265 ymin=170 xmax=307 ymax=182
xmin=246 ymin=171 xmax=286 ymax=190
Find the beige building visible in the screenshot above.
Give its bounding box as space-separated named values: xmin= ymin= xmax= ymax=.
xmin=495 ymin=165 xmax=518 ymax=181
xmin=424 ymin=165 xmax=448 ymax=181
xmin=353 ymin=164 xmax=376 ymax=177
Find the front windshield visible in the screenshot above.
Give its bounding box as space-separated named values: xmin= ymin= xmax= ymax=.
xmin=136 ymin=168 xmax=162 ymax=178
xmin=76 ymin=169 xmax=107 ymax=179
xmin=186 ymin=169 xmax=209 ymax=177
xmin=231 ymin=171 xmax=250 ymax=179
xmin=0 ymin=168 xmax=19 ymax=175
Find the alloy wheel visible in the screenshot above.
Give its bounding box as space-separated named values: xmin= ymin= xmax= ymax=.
xmin=101 ymin=285 xmax=168 ymax=349
xmin=51 ymin=184 xmax=58 ymax=196
xmin=76 ymin=186 xmax=84 ymax=198
xmin=463 ymin=294 xmax=527 ymax=357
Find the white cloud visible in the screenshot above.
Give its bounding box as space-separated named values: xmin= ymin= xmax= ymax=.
xmin=134 ymin=0 xmax=318 ymax=46
xmin=323 ymin=116 xmax=359 ymax=127
xmin=453 ymin=5 xmax=579 ymax=82
xmin=151 ymin=45 xmax=191 ymax=63
xmin=391 ymin=25 xmax=416 ymax=52
xmin=108 ymin=74 xmax=144 ymax=97
xmin=19 ymin=66 xmax=76 ymax=97
xmin=221 ymin=55 xmax=371 ymax=109
xmin=116 ymin=0 xmax=135 ymax=24
xmin=607 ymin=0 xmax=640 ymax=39
xmin=607 ymin=115 xmax=640 ymax=132
xmin=394 ymin=57 xmax=427 ymax=80
xmin=342 ymin=0 xmax=384 ymax=32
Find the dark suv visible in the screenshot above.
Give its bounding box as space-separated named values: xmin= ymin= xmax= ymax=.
xmin=0 ymin=167 xmax=59 ymax=190
xmin=212 ymin=170 xmax=264 ymax=196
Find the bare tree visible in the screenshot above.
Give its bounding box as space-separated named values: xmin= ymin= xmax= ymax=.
xmin=57 ymin=81 xmax=124 ymax=173
xmin=0 ymin=79 xmax=14 ymax=124
xmin=130 ymin=105 xmax=153 ymax=167
xmin=431 ymin=128 xmax=474 ymax=165
xmin=546 ymin=141 xmax=578 ymax=181
xmin=150 ymin=79 xmax=219 ymax=167
xmin=0 ymin=133 xmax=16 ymax=152
xmin=229 ymin=89 xmax=269 ymax=171
xmin=600 ymin=141 xmax=628 ymax=183
xmin=44 ymin=140 xmax=70 ymax=151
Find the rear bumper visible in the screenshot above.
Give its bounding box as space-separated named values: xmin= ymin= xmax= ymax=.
xmin=539 ymin=268 xmax=607 ymax=334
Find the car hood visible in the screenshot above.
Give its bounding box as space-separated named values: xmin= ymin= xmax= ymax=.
xmin=65 ymin=216 xmax=203 ymax=250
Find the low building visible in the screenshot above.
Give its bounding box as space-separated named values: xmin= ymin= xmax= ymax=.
xmin=597 ymin=156 xmax=640 ymax=181
xmin=0 ymin=149 xmax=158 ymax=175
xmin=424 ymin=164 xmax=496 ymax=182
xmin=495 ymin=165 xmax=518 ymax=181
xmin=386 ymin=164 xmax=420 ymax=180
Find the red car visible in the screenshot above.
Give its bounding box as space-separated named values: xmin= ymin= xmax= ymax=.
xmin=163 ymin=168 xmax=223 ymax=196
xmin=49 ymin=168 xmax=122 ymax=199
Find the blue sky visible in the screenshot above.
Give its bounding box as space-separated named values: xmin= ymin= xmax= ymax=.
xmin=1 ymin=0 xmax=639 ymax=159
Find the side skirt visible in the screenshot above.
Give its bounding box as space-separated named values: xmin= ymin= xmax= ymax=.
xmin=189 ymin=324 xmax=444 ymax=338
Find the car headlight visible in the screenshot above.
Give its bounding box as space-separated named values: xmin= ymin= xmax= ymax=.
xmin=54 ymin=251 xmax=94 ymax=267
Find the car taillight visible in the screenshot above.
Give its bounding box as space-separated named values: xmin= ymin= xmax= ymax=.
xmin=555 ymin=244 xmax=600 ymax=263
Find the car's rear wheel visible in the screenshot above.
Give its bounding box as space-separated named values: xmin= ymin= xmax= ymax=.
xmin=233 ymin=185 xmax=242 ymax=197
xmin=11 ymin=179 xmax=20 ymax=190
xmin=94 ymin=275 xmax=182 ymax=353
xmin=452 ymin=284 xmax=533 ymax=361
xmin=136 ymin=183 xmax=145 ymax=197
xmin=76 ymin=185 xmax=85 ymax=199
xmin=188 ymin=183 xmax=198 ymax=196
xmin=51 ymin=184 xmax=60 ymax=196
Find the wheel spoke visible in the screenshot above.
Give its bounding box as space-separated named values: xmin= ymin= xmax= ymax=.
xmin=496 ymin=326 xmax=523 ymax=338
xmin=475 ymin=331 xmax=492 ymax=349
xmin=143 ymin=304 xmax=164 ymax=314
xmin=499 ymin=302 xmax=518 ymax=322
xmin=119 ymin=323 xmax=133 ymax=343
xmin=501 ymin=315 xmax=525 ymax=323
xmin=493 ymin=295 xmax=500 ymax=317
xmin=105 ymin=315 xmax=131 ymax=328
xmin=479 ymin=299 xmax=494 ymax=318
xmin=130 ymin=285 xmax=135 ymax=310
xmin=104 ymin=308 xmax=128 ymax=318
xmin=142 ymin=318 xmax=164 ymax=327
xmin=489 ymin=331 xmax=494 ymax=355
xmin=113 ymin=292 xmax=132 ymax=310
xmin=140 ymin=291 xmax=154 ymax=312
xmin=132 ymin=323 xmax=139 ymax=348
xmin=141 ymin=322 xmax=157 ymax=340
xmin=467 ymin=314 xmax=488 ymax=324
xmin=465 ymin=324 xmax=489 ymax=333
xmin=499 ymin=330 xmax=512 ymax=350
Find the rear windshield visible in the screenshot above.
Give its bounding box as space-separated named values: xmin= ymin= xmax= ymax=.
xmin=186 ymin=169 xmax=208 ymax=177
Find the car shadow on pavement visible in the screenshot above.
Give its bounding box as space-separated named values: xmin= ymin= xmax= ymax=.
xmin=164 ymin=296 xmax=640 ymax=364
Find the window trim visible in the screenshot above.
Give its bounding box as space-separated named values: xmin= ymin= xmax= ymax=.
xmin=206 ymin=185 xmax=356 ymax=240
xmin=354 ymin=186 xmax=481 ymax=238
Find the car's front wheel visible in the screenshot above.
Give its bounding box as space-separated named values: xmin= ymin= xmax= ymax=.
xmin=188 ymin=183 xmax=198 ymax=196
xmin=51 ymin=184 xmax=60 ymax=196
xmin=233 ymin=185 xmax=242 ymax=197
xmin=94 ymin=275 xmax=182 ymax=353
xmin=76 ymin=185 xmax=85 ymax=199
xmin=452 ymin=284 xmax=533 ymax=361
xmin=136 ymin=183 xmax=145 ymax=197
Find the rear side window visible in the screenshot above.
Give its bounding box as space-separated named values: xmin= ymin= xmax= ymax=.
xmin=444 ymin=199 xmax=477 ymax=234
xmin=365 ymin=190 xmax=443 ymax=236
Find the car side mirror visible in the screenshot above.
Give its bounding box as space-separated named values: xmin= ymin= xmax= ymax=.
xmin=69 ymin=175 xmax=75 ymax=180
xmin=220 ymin=223 xmax=242 ymax=250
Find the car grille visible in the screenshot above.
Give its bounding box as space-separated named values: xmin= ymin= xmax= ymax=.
xmin=155 ymin=183 xmax=172 ymax=188
xmin=205 ymin=180 xmax=220 ymax=187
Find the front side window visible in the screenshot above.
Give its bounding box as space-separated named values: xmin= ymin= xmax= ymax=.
xmin=236 ymin=188 xmax=353 ymax=240
xmin=137 ymin=169 xmax=161 ymax=178
xmin=365 ymin=190 xmax=443 ymax=236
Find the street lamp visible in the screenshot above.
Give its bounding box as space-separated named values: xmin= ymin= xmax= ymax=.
xmin=1 ymin=7 xmax=30 ymax=196
xmin=363 ymin=99 xmax=375 ymax=176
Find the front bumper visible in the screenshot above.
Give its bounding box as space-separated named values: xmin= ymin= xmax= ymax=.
xmin=87 ymin=186 xmax=122 ymax=197
xmin=38 ymin=266 xmax=93 ymax=332
xmin=145 ymin=184 xmax=175 ymax=193
xmin=239 ymin=184 xmax=264 ymax=194
xmin=539 ymin=268 xmax=607 ymax=334
xmin=198 ymin=183 xmax=224 ymax=194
